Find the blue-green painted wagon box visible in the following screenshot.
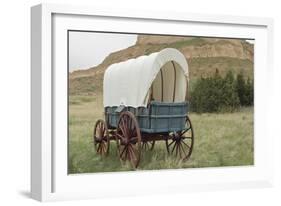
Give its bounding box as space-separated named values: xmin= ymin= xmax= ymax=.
xmin=105 ymin=101 xmax=188 ymax=133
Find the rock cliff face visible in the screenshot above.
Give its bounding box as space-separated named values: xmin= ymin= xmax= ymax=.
xmin=69 ymin=35 xmax=253 ymax=95
xmin=136 ymin=35 xmax=253 ymax=60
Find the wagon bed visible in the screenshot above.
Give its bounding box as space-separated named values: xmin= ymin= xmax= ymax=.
xmin=105 ymin=101 xmax=188 ymax=133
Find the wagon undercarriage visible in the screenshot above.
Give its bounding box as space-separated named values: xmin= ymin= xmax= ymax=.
xmin=93 ymin=110 xmax=194 ymax=168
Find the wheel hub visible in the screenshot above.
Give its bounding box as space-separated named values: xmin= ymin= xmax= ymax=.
xmin=172 ymin=132 xmax=181 ymax=141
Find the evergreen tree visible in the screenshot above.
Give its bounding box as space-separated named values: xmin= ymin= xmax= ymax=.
xmin=236 ymin=72 xmax=247 ymax=105
xmin=244 ymin=77 xmax=254 ymax=106
xmin=222 ymin=70 xmax=240 ymax=111
xmin=190 ymin=69 xmax=253 ymax=113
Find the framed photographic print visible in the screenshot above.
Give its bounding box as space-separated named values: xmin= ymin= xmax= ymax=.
xmin=31 ymin=3 xmax=274 ymax=201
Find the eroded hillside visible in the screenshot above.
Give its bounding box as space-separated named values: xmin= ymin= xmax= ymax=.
xmin=69 ymin=35 xmax=253 ymax=95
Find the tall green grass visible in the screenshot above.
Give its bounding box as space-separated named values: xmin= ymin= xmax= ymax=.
xmin=68 ymin=95 xmax=253 ymax=174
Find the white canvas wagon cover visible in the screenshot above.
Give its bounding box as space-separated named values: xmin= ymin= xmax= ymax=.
xmin=103 ymin=48 xmax=189 ymax=108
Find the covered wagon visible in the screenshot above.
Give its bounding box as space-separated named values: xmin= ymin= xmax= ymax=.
xmin=93 ymin=48 xmax=194 ymax=168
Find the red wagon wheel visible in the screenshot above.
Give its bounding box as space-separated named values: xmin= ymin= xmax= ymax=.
xmin=116 ymin=111 xmax=142 ymax=168
xmin=166 ymin=115 xmax=194 ymax=160
xmin=93 ymin=119 xmax=110 ymax=156
xmin=141 ymin=141 xmax=155 ymax=151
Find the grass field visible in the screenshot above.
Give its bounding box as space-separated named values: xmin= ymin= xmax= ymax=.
xmin=68 ymin=95 xmax=254 ymax=174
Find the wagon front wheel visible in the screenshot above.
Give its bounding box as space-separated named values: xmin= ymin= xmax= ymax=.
xmin=166 ymin=115 xmax=194 ymax=160
xmin=93 ymin=119 xmax=110 ymax=156
xmin=116 ymin=111 xmax=142 ymax=168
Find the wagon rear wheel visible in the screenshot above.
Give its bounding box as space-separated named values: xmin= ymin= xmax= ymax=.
xmin=116 ymin=111 xmax=142 ymax=168
xmin=166 ymin=115 xmax=194 ymax=160
xmin=142 ymin=141 xmax=155 ymax=151
xmin=93 ymin=119 xmax=110 ymax=156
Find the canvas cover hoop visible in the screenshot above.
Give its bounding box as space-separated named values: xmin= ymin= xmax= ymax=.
xmin=103 ymin=48 xmax=189 ymax=108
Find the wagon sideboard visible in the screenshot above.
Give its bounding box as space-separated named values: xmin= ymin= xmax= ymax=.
xmin=105 ymin=101 xmax=189 ymax=133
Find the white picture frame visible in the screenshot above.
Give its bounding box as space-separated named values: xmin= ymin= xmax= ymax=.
xmin=31 ymin=3 xmax=274 ymax=202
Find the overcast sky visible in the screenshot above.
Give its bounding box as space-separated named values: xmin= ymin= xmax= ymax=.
xmin=69 ymin=31 xmax=137 ymax=72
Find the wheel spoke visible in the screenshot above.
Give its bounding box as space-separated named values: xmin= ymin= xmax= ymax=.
xmin=127 ymin=146 xmax=132 ymax=161
xmin=123 ymin=149 xmax=128 ymax=161
xmin=179 ymin=142 xmax=187 ymax=156
xmin=120 ymin=145 xmax=127 ymax=159
xmin=101 ymin=126 xmax=105 ymax=137
xmin=127 ymin=118 xmax=133 ymax=139
xmin=102 ymin=142 xmax=106 ymax=154
xmin=127 ymin=124 xmax=131 ymax=138
xmin=101 ymin=143 xmax=105 ymax=154
xmin=116 ymin=133 xmax=126 ymax=142
xmin=178 ymin=143 xmax=183 ymax=158
xmin=175 ymin=143 xmax=179 ymax=157
xmin=97 ymin=122 xmax=101 ymax=131
xmin=98 ymin=124 xmax=102 ymax=138
xmin=168 ymin=140 xmax=175 ymax=147
xmin=182 ymin=136 xmax=192 ymax=139
xmin=103 ymin=141 xmax=108 ymax=154
xmin=131 ymin=144 xmax=139 ymax=157
xmin=142 ymin=141 xmax=155 ymax=151
xmin=119 ymin=122 xmax=127 ymax=139
xmin=129 ymin=136 xmax=138 ymax=143
xmin=181 ymin=140 xmax=191 ymax=149
xmin=128 ymin=116 xmax=132 ymax=131
xmin=97 ymin=143 xmax=101 ymax=154
xmin=180 ymin=127 xmax=191 ymax=136
xmin=171 ymin=141 xmax=177 ymax=153
xmin=128 ymin=144 xmax=138 ymax=167
xmin=127 ymin=117 xmax=134 ymax=139
xmin=123 ymin=148 xmax=128 ymax=161
xmin=129 ymin=128 xmax=136 ymax=140
xmin=122 ymin=118 xmax=129 ymax=137
xmin=119 ymin=118 xmax=125 ymax=133
xmin=98 ymin=123 xmax=103 ymax=137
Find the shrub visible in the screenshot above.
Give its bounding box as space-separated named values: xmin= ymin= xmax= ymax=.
xmin=190 ymin=70 xmax=253 ymax=113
